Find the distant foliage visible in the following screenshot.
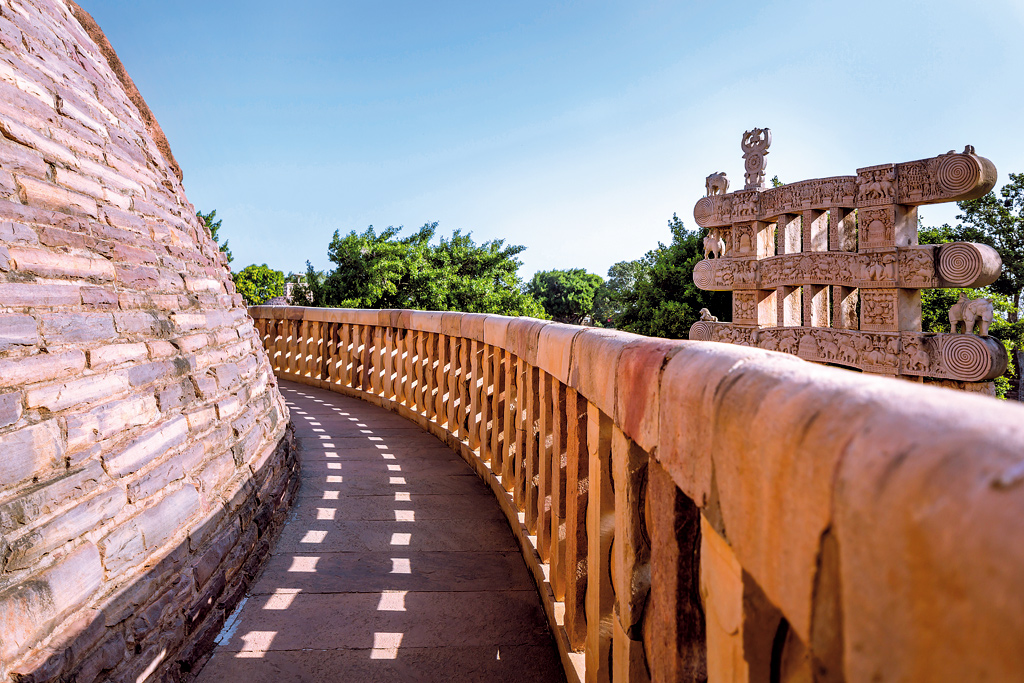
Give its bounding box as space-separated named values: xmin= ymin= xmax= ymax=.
xmin=233 ymin=264 xmax=284 ymax=306
xmin=198 ymin=209 xmax=232 ymax=264
xmin=527 ymin=269 xmax=604 ymax=324
xmin=298 ymin=223 xmax=544 ymax=317
xmin=613 ymin=214 xmax=729 ymax=338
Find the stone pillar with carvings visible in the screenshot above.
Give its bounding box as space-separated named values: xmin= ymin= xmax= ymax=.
xmin=691 ymin=135 xmax=1008 ymax=391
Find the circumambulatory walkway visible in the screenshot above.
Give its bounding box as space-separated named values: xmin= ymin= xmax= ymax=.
xmin=195 ymin=380 xmax=566 ymax=682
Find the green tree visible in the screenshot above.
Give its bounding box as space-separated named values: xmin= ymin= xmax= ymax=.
xmin=955 ymin=173 xmax=1024 ymax=322
xmin=300 ymin=223 xmax=544 ymax=317
xmin=198 ymin=209 xmax=232 ymax=264
xmin=601 ymin=258 xmax=652 ymax=327
xmin=527 ymin=269 xmax=604 ymax=324
xmin=233 ymin=264 xmax=284 ymax=306
xmin=616 ymin=214 xmax=730 ymax=339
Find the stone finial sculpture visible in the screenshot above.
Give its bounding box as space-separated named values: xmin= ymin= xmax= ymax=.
xmin=741 ymin=128 xmax=772 ymax=190
xmin=689 ymin=134 xmax=1009 ymax=387
xmin=703 ymin=228 xmax=726 ymax=259
xmin=706 ymin=172 xmax=729 ymax=196
xmin=700 ymin=308 xmax=719 ymax=322
xmin=949 ymin=293 xmax=994 ymax=336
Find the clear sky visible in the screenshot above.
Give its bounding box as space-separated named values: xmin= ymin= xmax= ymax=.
xmin=81 ymin=0 xmax=1024 ymax=280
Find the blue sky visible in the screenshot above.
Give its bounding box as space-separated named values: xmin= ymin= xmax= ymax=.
xmin=83 ymin=0 xmax=1024 ymax=279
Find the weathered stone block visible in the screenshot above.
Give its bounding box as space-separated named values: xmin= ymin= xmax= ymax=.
xmin=26 ymin=372 xmax=129 ymax=412
xmin=5 ymin=486 xmax=126 ymax=570
xmin=0 ymin=460 xmax=106 ymax=533
xmin=8 ymin=245 xmax=114 ymax=280
xmin=0 ymin=314 xmax=38 ymax=351
xmin=0 ymin=282 xmax=81 ymax=306
xmin=100 ymin=485 xmax=200 ymax=575
xmin=0 ymin=390 xmax=22 ymax=428
xmin=65 ymin=394 xmax=158 ymax=452
xmin=87 ymin=342 xmax=149 ymax=370
xmin=40 ymin=312 xmax=117 ymax=344
xmin=102 ymin=414 xmax=188 ymax=477
xmin=0 ymin=419 xmax=63 ymax=490
xmin=15 ymin=174 xmax=98 ymax=217
xmin=0 ymin=542 xmax=103 ymax=661
xmin=0 ymin=349 xmax=86 ymax=388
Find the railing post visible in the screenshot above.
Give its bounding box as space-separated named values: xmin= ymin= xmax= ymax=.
xmin=537 ymin=371 xmax=554 ymax=560
xmin=646 ymin=457 xmax=706 ymax=682
xmin=611 ymin=427 xmax=650 ymax=682
xmin=524 ymin=366 xmax=541 ymax=535
xmin=585 ymin=404 xmax=613 ymax=683
xmin=549 ymin=376 xmax=568 ymax=599
xmin=564 ymin=387 xmax=589 ymax=650
xmin=468 ymin=339 xmax=483 ymax=452
xmin=491 ymin=347 xmax=507 ymax=475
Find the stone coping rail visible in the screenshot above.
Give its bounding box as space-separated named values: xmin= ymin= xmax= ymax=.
xmin=249 ymin=305 xmax=1024 ymax=683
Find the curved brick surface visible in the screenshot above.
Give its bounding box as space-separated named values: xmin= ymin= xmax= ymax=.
xmin=0 ymin=2 xmax=294 ymax=680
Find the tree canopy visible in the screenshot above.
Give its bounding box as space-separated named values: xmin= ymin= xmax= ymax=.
xmin=296 ymin=223 xmax=544 ymax=317
xmin=613 ymin=214 xmax=729 ymax=338
xmin=198 ymin=209 xmax=232 ymax=264
xmin=233 ymin=263 xmax=284 ymax=306
xmin=527 ymin=269 xmax=604 ymax=324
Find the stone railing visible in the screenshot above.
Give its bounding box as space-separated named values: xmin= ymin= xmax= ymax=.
xmin=250 ymin=305 xmax=1024 ymax=683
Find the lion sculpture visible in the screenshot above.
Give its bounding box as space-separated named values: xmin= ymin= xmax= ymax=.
xmin=699 ymin=308 xmax=718 ymax=322
xmin=949 ymin=293 xmax=994 ymax=335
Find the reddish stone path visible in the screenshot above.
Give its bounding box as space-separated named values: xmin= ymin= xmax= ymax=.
xmin=195 ymin=380 xmax=565 ymax=682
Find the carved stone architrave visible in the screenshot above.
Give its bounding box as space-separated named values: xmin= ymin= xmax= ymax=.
xmin=861 ymin=289 xmax=900 ymax=332
xmin=689 ymin=141 xmax=1006 ymax=387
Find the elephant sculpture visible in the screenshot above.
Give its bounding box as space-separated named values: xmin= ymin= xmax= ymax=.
xmin=703 ymin=229 xmax=726 ymax=259
xmin=705 ymin=172 xmax=729 ymax=196
xmin=949 ymin=293 xmax=994 ymax=335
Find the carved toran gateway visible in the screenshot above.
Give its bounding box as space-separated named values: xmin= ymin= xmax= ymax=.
xmin=689 ymin=133 xmax=1009 ymax=386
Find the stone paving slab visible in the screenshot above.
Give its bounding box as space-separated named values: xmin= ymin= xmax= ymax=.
xmin=194 ymin=380 xmax=565 ymax=682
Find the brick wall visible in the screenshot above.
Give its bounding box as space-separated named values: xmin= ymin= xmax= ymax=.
xmin=0 ymin=1 xmax=296 ymax=680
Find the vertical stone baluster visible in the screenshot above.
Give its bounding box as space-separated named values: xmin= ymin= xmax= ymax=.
xmin=372 ymin=325 xmax=385 ymax=397
xmin=611 ymin=427 xmax=651 ymax=682
xmin=523 ymin=365 xmax=541 ymax=534
xmin=340 ymin=323 xmax=353 ymax=388
xmin=360 ymin=324 xmax=373 ymax=393
xmin=399 ymin=327 xmax=412 ymax=406
xmin=288 ymin=319 xmax=301 ymax=377
xmin=446 ymin=335 xmax=460 ymax=435
xmin=456 ymin=336 xmax=470 ymax=442
xmin=383 ymin=326 xmax=395 ymax=400
xmin=500 ymin=353 xmax=517 ymax=491
xmin=421 ymin=330 xmax=432 ymax=416
xmin=468 ymin=339 xmax=483 ymax=453
xmin=491 ymin=347 xmax=507 ymax=475
xmin=436 ymin=334 xmax=449 ymax=426
xmin=479 ymin=343 xmax=493 ymax=463
xmin=325 ymin=322 xmax=336 ymax=385
xmin=645 ymin=457 xmax=706 ymax=683
xmin=317 ymin=321 xmax=328 ymax=382
xmin=509 ymin=357 xmax=526 ymax=503
xmin=549 ymin=376 xmax=568 ymax=598
xmin=537 ymin=371 xmax=554 ymax=560
xmin=585 ymin=404 xmax=613 ymax=683
xmin=564 ymin=387 xmax=589 ymax=650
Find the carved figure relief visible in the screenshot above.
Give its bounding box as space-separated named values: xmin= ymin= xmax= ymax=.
xmin=733 ymin=223 xmax=754 ymax=255
xmin=861 ymin=290 xmax=898 ymax=331
xmin=706 ymin=172 xmax=729 ymax=196
xmin=898 ymin=247 xmax=936 ymax=287
xmin=949 ymin=293 xmax=994 ymax=335
xmin=733 ymin=292 xmax=757 ymax=323
xmin=859 ymin=207 xmax=895 ymax=249
xmin=741 ymin=128 xmax=772 ymax=190
xmin=857 ymin=165 xmax=896 ymax=205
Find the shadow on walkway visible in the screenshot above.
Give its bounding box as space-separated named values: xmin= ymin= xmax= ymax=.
xmin=194 ymin=380 xmax=566 ymax=682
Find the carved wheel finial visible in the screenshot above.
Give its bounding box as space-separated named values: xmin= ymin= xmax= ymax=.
xmin=741 ymin=127 xmax=772 ymax=190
